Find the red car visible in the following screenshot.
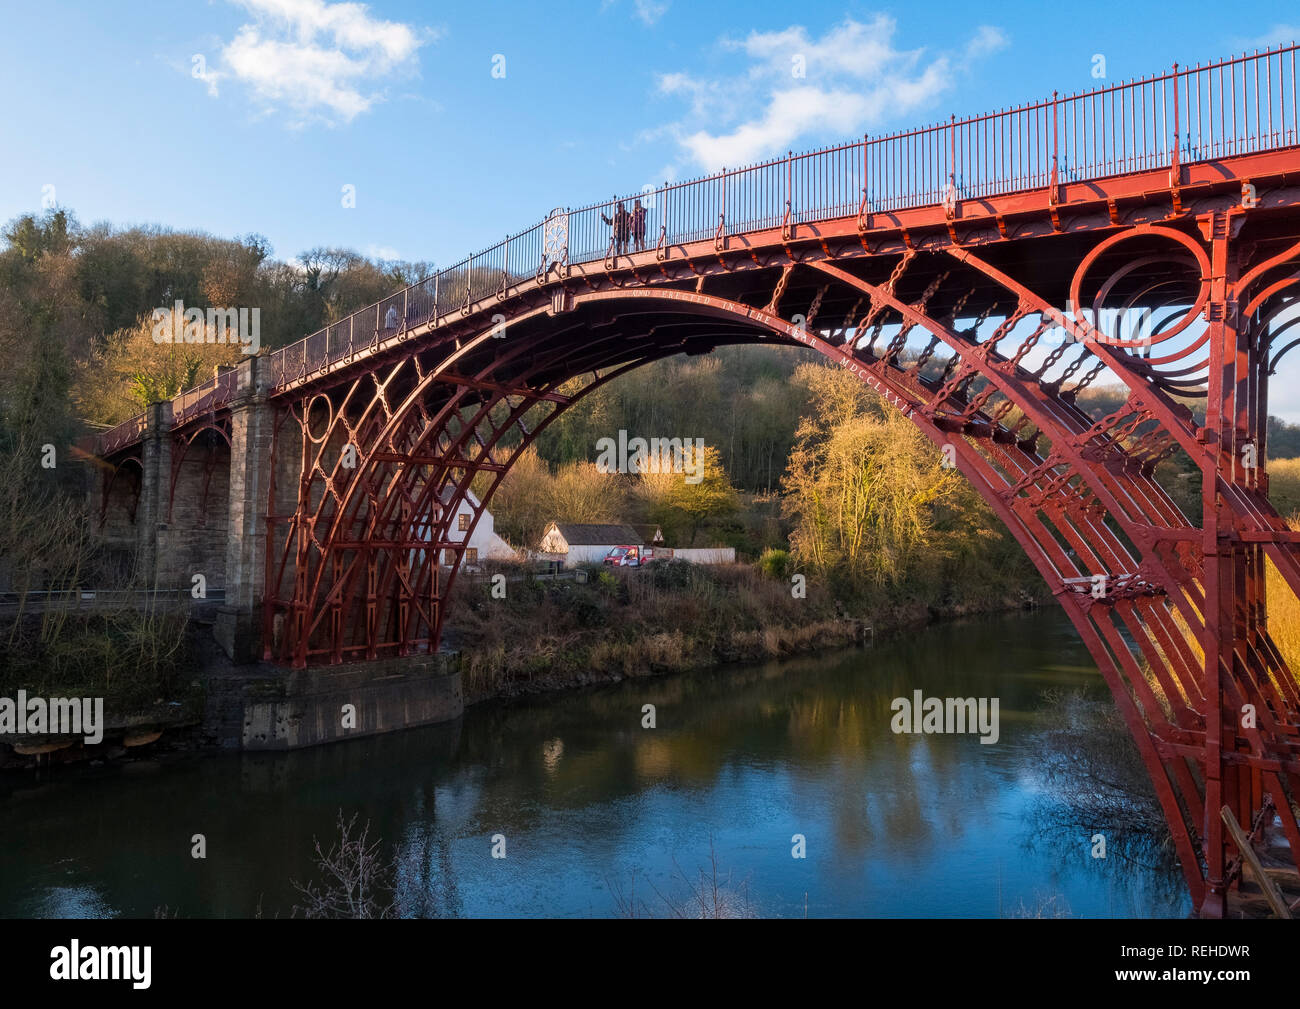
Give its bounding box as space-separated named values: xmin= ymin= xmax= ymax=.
xmin=603 ymin=545 xmax=654 ymax=567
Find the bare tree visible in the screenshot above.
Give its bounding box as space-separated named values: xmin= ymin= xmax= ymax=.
xmin=291 ymin=811 xmax=398 ymax=919
xmin=611 ymin=838 xmax=756 ymax=919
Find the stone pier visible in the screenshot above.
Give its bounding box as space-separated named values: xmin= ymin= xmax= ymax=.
xmin=215 ymin=355 xmax=276 ymax=663
xmin=88 ymin=355 xmax=465 ymax=752
xmin=135 ymin=400 xmax=172 ymax=583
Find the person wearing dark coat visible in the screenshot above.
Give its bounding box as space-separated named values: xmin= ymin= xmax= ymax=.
xmin=601 ymin=201 xmax=631 ymax=256
xmin=631 ymin=199 xmax=648 ymax=252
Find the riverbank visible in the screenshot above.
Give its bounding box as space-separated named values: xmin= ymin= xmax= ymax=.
xmin=446 ymin=559 xmax=1046 ymax=705
xmin=0 ymin=559 xmax=1047 ymax=768
xmin=0 ymin=601 xmax=202 ymax=770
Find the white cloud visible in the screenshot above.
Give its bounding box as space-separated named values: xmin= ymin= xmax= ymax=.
xmin=1242 ymin=24 xmax=1300 ymax=50
xmin=602 ymin=0 xmax=669 ymax=26
xmin=656 ymin=16 xmax=1007 ymax=170
xmin=964 ymin=25 xmax=1006 ymax=60
xmin=214 ymin=0 xmax=434 ymax=124
xmin=633 ymin=0 xmax=669 ymax=25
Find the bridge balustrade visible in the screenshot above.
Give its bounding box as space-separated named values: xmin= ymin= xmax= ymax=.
xmin=95 ymin=43 xmax=1300 ymax=455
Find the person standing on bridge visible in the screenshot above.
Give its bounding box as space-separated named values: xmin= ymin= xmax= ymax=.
xmin=384 ymin=304 xmax=399 ymax=331
xmin=601 ymin=201 xmax=630 ymax=257
xmin=631 ymin=199 xmax=648 ymax=252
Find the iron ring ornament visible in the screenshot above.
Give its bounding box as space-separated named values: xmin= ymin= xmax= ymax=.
xmin=539 ymin=206 xmax=569 ymax=281
xmin=1067 ymin=226 xmax=1211 ymax=353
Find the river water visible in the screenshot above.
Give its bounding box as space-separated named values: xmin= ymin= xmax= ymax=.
xmin=1 ymin=610 xmax=1190 ymax=918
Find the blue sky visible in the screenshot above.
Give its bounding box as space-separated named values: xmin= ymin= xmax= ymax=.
xmin=2 ymin=1 xmax=1294 ymax=265
xmin=1 ymin=1 xmax=1298 ymax=412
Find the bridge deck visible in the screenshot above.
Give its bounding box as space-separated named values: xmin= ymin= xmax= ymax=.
xmin=89 ymin=43 xmax=1300 ymax=458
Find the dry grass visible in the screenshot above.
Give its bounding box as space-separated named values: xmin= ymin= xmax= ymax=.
xmin=1266 ymin=475 xmax=1300 ymax=675
xmin=449 ymin=561 xmax=865 ymax=702
xmin=1267 ymin=554 xmax=1300 ymax=677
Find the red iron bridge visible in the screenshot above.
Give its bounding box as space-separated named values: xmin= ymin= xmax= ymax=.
xmin=86 ymin=45 xmax=1300 ymax=916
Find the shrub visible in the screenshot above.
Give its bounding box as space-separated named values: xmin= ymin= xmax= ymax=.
xmin=757 ymin=548 xmax=790 ymax=579
xmin=649 ymin=559 xmax=696 ymax=590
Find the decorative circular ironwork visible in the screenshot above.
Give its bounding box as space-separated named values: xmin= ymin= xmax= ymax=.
xmin=1068 ymin=226 xmax=1210 ymax=351
xmin=543 ymin=206 xmax=568 ymax=268
xmin=305 ymin=393 xmax=334 ymax=444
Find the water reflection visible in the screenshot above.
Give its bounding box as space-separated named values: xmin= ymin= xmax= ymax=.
xmin=0 ymin=611 xmax=1191 ymax=918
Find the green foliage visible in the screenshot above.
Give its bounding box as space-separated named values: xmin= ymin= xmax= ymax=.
xmin=535 ymin=346 xmax=817 ymax=493
xmin=0 ymin=210 xmax=198 ymax=711
xmin=485 ymin=443 xmax=741 ymax=552
xmin=4 ymin=209 xmax=74 ymax=262
xmin=1 ymin=209 xmax=442 ymax=426
xmin=779 ymin=362 xmax=1044 ymax=607
xmin=757 ymin=548 xmax=790 ymax=579
xmin=571 ymin=593 xmax=606 ymax=627
xmin=648 ymin=559 xmax=697 ymax=591
xmin=635 ymin=444 xmax=738 ymax=546
xmin=483 ymin=450 xmax=631 ymax=548
xmin=781 ymin=363 xmax=959 ymax=584
xmin=1268 ymin=416 xmax=1300 ymax=460
xmin=1 ymin=605 xmax=192 ymax=714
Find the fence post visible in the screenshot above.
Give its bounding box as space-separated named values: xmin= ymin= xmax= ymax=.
xmin=945 ymin=114 xmax=958 ymax=217
xmin=1051 ymin=91 xmax=1060 ymax=203
xmin=950 ymin=114 xmax=956 ymax=192
xmin=716 ymin=170 xmax=727 ymax=250
xmin=857 ymin=134 xmax=872 ymax=228
xmin=783 ymin=151 xmax=792 ymax=239
xmin=499 ymin=234 xmax=509 ymax=299
xmin=1171 ymin=63 xmax=1181 ymax=186
xmin=657 ymin=183 xmax=668 ymax=259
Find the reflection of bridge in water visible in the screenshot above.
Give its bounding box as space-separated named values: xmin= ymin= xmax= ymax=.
xmin=86 ymin=46 xmax=1300 ymax=916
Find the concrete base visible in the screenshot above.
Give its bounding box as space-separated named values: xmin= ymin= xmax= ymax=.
xmin=235 ymin=653 xmax=462 ymax=750
xmin=214 ymin=604 xmax=262 ymax=664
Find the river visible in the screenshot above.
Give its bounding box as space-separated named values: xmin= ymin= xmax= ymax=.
xmin=0 ymin=610 xmax=1190 ymax=918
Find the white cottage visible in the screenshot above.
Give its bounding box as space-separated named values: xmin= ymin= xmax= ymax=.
xmin=422 ymin=488 xmax=517 ymax=571
xmin=538 ymin=522 xmax=643 ymax=567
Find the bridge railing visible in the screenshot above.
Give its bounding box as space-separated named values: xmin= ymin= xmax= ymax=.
xmin=538 ymin=48 xmax=1299 ymax=261
xmin=99 ymin=43 xmax=1298 ymax=454
xmin=1177 ymin=48 xmax=1299 ymax=160
xmin=96 ymin=413 xmax=147 ymax=457
xmin=172 ymin=369 xmax=238 ymax=429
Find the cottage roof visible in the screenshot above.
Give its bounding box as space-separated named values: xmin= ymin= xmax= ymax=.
xmin=628 ymin=523 xmax=664 ymax=544
xmin=548 ymin=523 xmax=643 ymax=546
